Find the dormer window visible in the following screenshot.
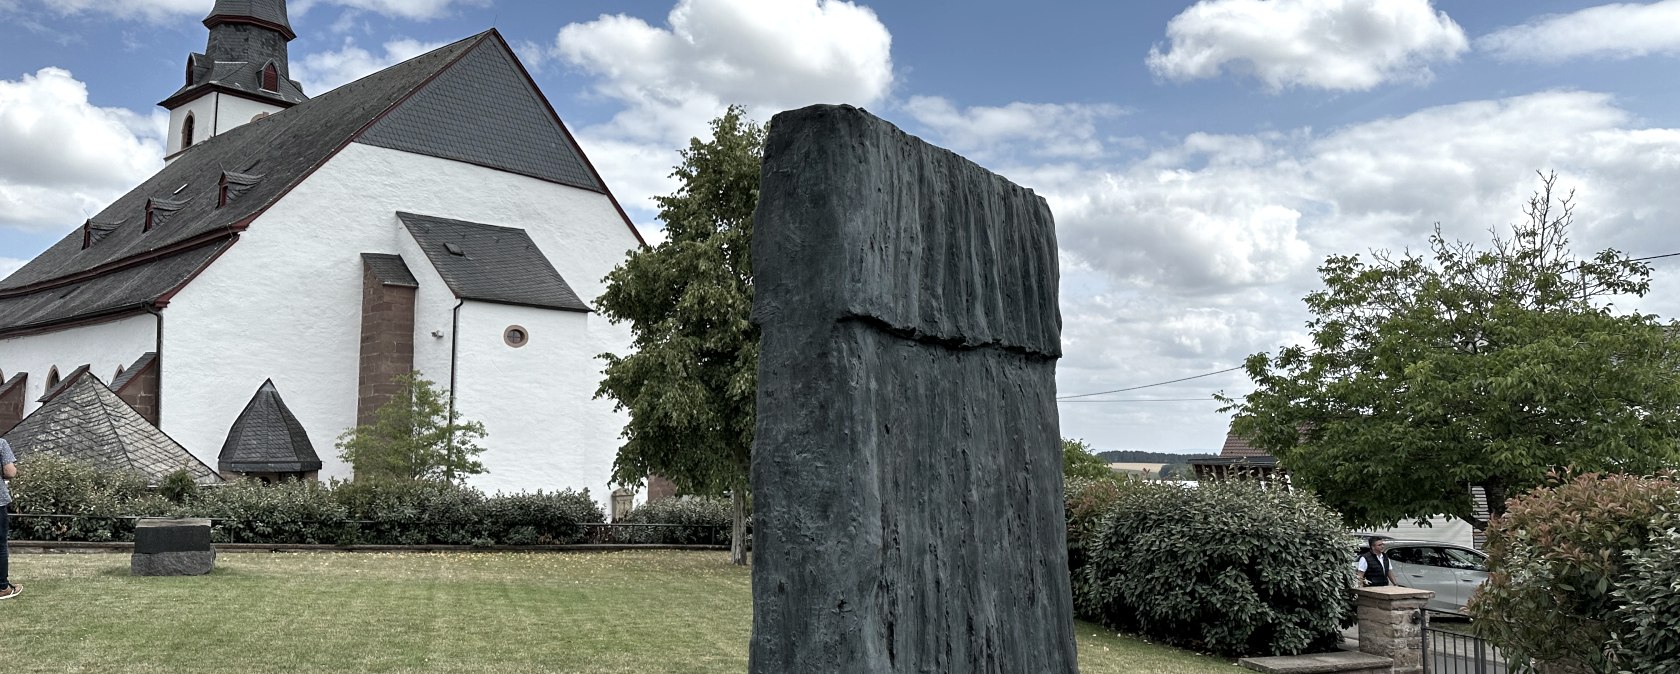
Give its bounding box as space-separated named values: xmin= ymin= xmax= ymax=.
xmin=262 ymin=63 xmax=279 ymax=92
xmin=144 ymin=198 xmax=187 ymax=233
xmin=218 ymin=172 xmax=262 ymax=208
xmin=182 ymin=113 xmax=196 ymax=148
xmin=145 ymin=200 xmax=156 ymax=232
xmin=185 ymin=57 xmax=194 ymax=86
xmin=81 ymin=219 xmax=119 ymax=249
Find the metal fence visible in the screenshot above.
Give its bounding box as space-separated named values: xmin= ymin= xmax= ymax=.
xmin=1423 ymin=611 xmax=1509 ymax=674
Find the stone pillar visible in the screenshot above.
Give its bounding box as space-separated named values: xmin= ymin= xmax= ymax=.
xmin=357 ymin=255 xmax=417 ymax=427
xmin=749 ymin=105 xmax=1074 ymax=673
xmin=1355 ymin=586 xmax=1431 ymax=674
xmin=0 ymin=372 xmax=26 ymax=434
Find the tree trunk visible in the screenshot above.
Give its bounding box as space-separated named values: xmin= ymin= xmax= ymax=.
xmin=731 ymin=488 xmax=749 ymax=566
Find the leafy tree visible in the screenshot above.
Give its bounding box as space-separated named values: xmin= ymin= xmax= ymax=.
xmin=336 ymin=371 xmax=487 ymax=483
xmin=1063 ymin=438 xmax=1116 ymax=481
xmin=1222 ymin=174 xmax=1680 ymax=530
xmin=595 ymin=106 xmax=763 ymax=565
xmin=1158 ymin=463 xmax=1198 ymax=481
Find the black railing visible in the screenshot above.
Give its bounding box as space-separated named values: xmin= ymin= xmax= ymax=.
xmin=7 ymin=513 xmax=735 ymax=548
xmin=1423 ymin=611 xmax=1509 ymax=674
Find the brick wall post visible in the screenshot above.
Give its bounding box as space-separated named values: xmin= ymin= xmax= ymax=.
xmin=1354 ymin=586 xmax=1431 ymax=674
xmin=357 ymin=261 xmax=416 ymax=427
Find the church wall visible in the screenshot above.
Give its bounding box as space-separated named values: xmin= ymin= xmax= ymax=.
xmin=452 ymin=300 xmax=625 ymax=504
xmin=159 ymin=143 xmax=640 ymax=502
xmin=216 ymin=95 xmax=285 ymax=133
xmin=0 ymin=313 xmax=156 ymax=417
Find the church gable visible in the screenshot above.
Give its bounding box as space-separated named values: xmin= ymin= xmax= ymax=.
xmin=357 ymin=37 xmax=604 ymax=193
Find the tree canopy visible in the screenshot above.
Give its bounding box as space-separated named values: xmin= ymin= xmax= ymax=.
xmin=1063 ymin=438 xmax=1116 ymax=481
xmin=1223 ymin=174 xmax=1680 ymax=529
xmin=336 ymin=371 xmax=487 ymax=483
xmin=594 ymin=106 xmax=764 ymax=563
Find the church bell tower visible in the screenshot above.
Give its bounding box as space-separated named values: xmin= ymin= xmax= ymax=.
xmin=160 ymin=0 xmax=308 ymax=160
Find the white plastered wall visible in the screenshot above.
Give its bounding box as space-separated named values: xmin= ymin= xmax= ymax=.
xmin=0 ymin=313 xmax=157 ymax=413
xmin=161 ymin=142 xmax=639 ymax=504
xmin=166 ymin=93 xmax=286 ymax=157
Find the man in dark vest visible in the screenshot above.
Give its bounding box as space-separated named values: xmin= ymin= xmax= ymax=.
xmin=1356 ymin=537 xmax=1398 ymax=587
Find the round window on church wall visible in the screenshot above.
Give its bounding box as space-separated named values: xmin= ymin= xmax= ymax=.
xmin=504 ymin=325 xmax=529 ymax=348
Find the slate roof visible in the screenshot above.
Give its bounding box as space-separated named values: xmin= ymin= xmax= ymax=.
xmin=0 ymin=33 xmax=486 ymax=333
xmin=0 ymin=29 xmax=632 ymax=336
xmin=362 ymin=253 xmax=419 ymax=288
xmin=219 ymin=379 xmax=321 ymax=474
xmin=166 ymin=56 xmax=308 ymax=108
xmin=39 ymin=363 xmax=91 ymax=403
xmin=1 ymin=371 xmax=221 ymax=484
xmin=109 ymin=353 xmax=158 ymax=394
xmin=398 ymin=211 xmax=590 ymax=311
xmin=358 ymin=42 xmax=602 ymax=191
xmin=204 ymin=0 xmax=294 ymax=37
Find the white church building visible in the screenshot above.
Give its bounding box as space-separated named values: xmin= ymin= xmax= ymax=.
xmin=0 ymin=0 xmax=646 ymax=506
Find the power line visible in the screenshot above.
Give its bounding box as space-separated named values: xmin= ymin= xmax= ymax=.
xmin=1057 ymin=366 xmax=1245 ymax=400
xmin=1057 ymin=397 xmax=1220 ymax=403
xmin=1053 ymin=250 xmax=1680 ymax=403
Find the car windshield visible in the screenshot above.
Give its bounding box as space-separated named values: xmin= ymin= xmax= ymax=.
xmin=1442 ymin=547 xmax=1486 ymax=572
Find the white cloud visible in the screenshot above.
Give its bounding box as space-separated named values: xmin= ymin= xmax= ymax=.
xmin=554 ymin=0 xmax=894 ymax=217
xmin=1478 ymin=1 xmax=1680 ymax=63
xmin=903 ymin=96 xmax=1126 ymax=161
xmin=1147 ymin=0 xmax=1468 ymax=91
xmin=0 ymin=68 xmax=164 ymax=232
xmin=912 ymin=90 xmax=1680 ymax=452
xmin=43 ymin=0 xmax=207 ymax=21
xmin=293 ymin=38 xmax=446 ymax=94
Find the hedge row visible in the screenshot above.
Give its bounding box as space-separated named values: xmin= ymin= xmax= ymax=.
xmin=9 ymin=455 xmax=604 ymax=546
xmin=1065 ymin=477 xmax=1352 ymax=658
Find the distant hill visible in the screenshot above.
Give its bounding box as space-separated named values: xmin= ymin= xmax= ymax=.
xmin=1097 ymin=450 xmax=1217 ymax=463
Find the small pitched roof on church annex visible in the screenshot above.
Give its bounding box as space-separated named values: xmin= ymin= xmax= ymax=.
xmin=219 ymin=379 xmax=322 ymax=474
xmin=38 ymin=363 xmax=91 ymax=403
xmin=108 ymin=352 xmax=158 ymax=394
xmin=399 ymin=212 xmax=590 ymax=311
xmin=0 ymin=29 xmax=638 ymax=337
xmin=362 ymin=253 xmax=419 ymax=288
xmin=1 ymin=371 xmax=221 ymax=484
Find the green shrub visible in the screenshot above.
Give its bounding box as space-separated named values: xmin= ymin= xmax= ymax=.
xmin=618 ymin=497 xmax=732 ymax=544
xmin=194 ymin=479 xmax=349 ymax=544
xmin=1611 ymin=520 xmax=1680 ymax=673
xmin=6 ymin=455 xmax=163 ymax=542
xmin=1064 ymin=477 xmax=1132 ymax=582
xmin=1074 ymin=479 xmax=1352 ymax=657
xmin=333 ymin=479 xmax=485 ymax=545
xmin=477 ymin=490 xmax=604 ymax=545
xmin=1470 ymin=472 xmax=1680 ymax=673
xmin=158 ymin=469 xmax=200 ymax=504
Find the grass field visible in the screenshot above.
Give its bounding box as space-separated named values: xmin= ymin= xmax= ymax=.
xmin=6 ymin=551 xmax=1233 ymax=673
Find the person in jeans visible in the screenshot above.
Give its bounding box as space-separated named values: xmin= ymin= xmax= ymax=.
xmin=0 ymin=437 xmax=18 ymax=600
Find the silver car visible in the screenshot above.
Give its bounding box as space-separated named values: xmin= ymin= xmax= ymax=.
xmin=1381 ymin=540 xmax=1489 ymax=615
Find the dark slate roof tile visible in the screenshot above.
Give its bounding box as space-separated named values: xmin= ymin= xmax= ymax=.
xmin=362 ymin=253 xmax=419 ymax=288
xmin=205 ymin=0 xmax=294 ymax=37
xmin=2 ymin=372 xmax=221 ymax=483
xmin=219 ymin=379 xmax=321 ymax=473
xmin=0 ymin=32 xmax=489 ymax=332
xmin=39 ymin=363 xmax=91 ymax=403
xmin=109 ymin=353 xmax=158 ymax=394
xmin=398 ymin=211 xmax=589 ymax=311
xmin=358 ymin=42 xmax=602 ymax=192
xmin=0 ymin=242 xmax=229 ymax=335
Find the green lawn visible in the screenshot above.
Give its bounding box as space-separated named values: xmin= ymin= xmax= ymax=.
xmin=7 ymin=551 xmax=1232 ymax=673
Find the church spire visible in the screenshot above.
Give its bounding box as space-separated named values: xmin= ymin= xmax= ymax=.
xmin=160 ymin=0 xmax=306 ymax=159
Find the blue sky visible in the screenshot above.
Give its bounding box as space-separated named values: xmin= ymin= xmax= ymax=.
xmin=5 ymin=0 xmax=1680 ymax=454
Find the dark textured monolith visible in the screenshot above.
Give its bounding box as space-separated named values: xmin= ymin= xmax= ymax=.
xmin=131 ymin=518 xmax=216 ymax=576
xmin=749 ymin=104 xmax=1077 ymax=673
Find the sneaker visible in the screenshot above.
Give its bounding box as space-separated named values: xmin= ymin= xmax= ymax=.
xmin=0 ymin=585 xmax=21 ymax=600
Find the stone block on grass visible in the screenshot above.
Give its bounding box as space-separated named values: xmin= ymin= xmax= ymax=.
xmin=132 ymin=517 xmax=215 ymax=576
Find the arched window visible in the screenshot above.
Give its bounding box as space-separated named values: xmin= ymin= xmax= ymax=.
xmin=45 ymin=366 xmax=60 ymax=391
xmin=261 ymin=63 xmax=279 ymax=92
xmin=182 ymin=113 xmax=196 ymax=148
